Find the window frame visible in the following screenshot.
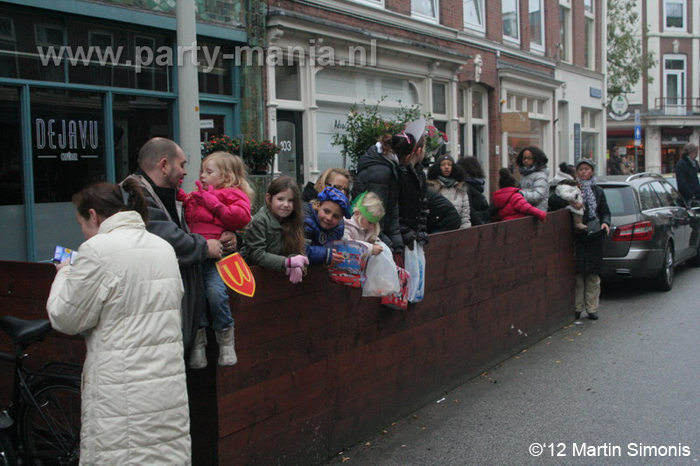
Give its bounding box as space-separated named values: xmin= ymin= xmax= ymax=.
xmin=663 ymin=0 xmax=686 ymax=31
xmin=463 ymin=0 xmax=485 ymax=32
xmin=558 ymin=1 xmax=571 ymax=63
xmin=529 ymin=0 xmax=545 ymax=52
xmin=411 ymin=0 xmax=440 ymax=23
xmin=502 ymin=0 xmax=520 ymax=44
xmin=583 ymin=5 xmax=595 ymax=70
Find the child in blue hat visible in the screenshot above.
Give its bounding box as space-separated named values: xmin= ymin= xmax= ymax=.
xmin=304 ymin=186 xmax=352 ymax=265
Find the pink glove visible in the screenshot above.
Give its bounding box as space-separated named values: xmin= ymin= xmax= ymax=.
xmin=286 ymin=255 xmax=309 ymax=269
xmin=195 ymin=180 xmax=220 ymax=211
xmin=287 ymin=267 xmax=303 ymax=283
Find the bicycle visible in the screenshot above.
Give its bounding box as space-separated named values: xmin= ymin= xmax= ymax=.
xmin=0 ymin=316 xmax=82 ymax=466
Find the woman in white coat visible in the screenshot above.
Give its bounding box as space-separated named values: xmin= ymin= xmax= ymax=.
xmin=47 ymin=180 xmax=191 ymax=465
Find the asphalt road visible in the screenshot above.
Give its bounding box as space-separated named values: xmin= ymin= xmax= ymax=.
xmin=326 ymin=265 xmax=700 ymax=466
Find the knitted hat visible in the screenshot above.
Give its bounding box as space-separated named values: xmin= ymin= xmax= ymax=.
xmin=576 ymin=158 xmax=596 ymax=170
xmin=436 ymin=153 xmax=455 ymax=165
xmin=317 ymin=187 xmax=352 ymax=219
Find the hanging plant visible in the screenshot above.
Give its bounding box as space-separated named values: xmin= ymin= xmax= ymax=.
xmin=202 ymin=135 xmax=281 ymax=171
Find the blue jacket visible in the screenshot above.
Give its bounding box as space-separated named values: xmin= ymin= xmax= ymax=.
xmin=303 ymin=203 xmax=344 ymax=265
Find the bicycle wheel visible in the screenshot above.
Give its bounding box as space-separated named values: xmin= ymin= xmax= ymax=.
xmin=19 ymin=382 xmax=80 ymax=466
xmin=1 ymin=428 xmax=17 ymax=466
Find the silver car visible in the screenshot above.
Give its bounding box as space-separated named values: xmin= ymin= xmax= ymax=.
xmin=598 ymin=173 xmax=700 ymax=291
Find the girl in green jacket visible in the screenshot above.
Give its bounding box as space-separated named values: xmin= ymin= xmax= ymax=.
xmin=241 ymin=176 xmax=308 ymax=283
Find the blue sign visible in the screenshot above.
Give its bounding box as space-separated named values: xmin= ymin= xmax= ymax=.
xmin=634 ymin=126 xmax=642 ymax=140
xmin=574 ymin=123 xmax=581 ymax=163
xmin=590 ymin=87 xmax=602 ymax=99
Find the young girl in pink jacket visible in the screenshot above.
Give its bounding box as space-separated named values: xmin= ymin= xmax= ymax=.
xmin=178 ymin=151 xmax=253 ymax=369
xmin=492 ymin=168 xmax=546 ymax=222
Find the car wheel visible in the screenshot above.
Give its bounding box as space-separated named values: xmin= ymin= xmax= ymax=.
xmin=655 ymin=245 xmax=674 ymax=291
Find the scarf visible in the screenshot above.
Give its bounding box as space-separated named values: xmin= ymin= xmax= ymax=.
xmin=438 ymin=175 xmax=457 ymax=188
xmin=518 ymin=165 xmax=537 ymax=177
xmin=579 ymin=178 xmax=598 ymax=220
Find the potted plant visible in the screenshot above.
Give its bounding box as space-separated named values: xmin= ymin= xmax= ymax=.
xmin=331 ymin=97 xmax=425 ymax=170
xmin=202 ymin=135 xmax=281 ymax=174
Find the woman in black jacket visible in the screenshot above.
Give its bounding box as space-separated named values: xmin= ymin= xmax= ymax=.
xmin=573 ymin=159 xmax=611 ymax=321
xmin=456 ymin=156 xmax=491 ymax=225
xmin=674 ymin=143 xmax=700 ymax=203
xmin=352 ymin=135 xmax=404 ymax=253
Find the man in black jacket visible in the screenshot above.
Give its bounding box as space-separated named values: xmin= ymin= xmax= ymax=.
xmin=675 ymin=143 xmax=700 ymax=203
xmin=122 ymin=137 xmax=227 ymax=350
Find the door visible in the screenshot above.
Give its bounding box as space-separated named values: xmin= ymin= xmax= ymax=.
xmin=200 ymin=103 xmax=235 ymax=148
xmin=664 ymin=57 xmax=686 ymax=116
xmin=276 ymin=110 xmax=304 ymax=185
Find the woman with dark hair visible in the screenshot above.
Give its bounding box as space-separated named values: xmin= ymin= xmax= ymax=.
xmin=47 ymin=180 xmax=191 ymax=465
xmin=516 ymin=146 xmax=550 ymax=211
xmin=456 ymin=156 xmax=490 ymax=226
xmin=427 ymin=154 xmax=471 ymax=229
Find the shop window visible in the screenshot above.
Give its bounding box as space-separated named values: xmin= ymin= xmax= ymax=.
xmin=664 ymin=0 xmax=685 ymax=30
xmin=412 ymin=0 xmax=438 ymax=21
xmin=134 ymin=35 xmax=156 ymax=91
xmin=432 ymin=82 xmax=446 ymax=115
xmin=464 ymin=0 xmax=485 ymax=31
xmin=316 ymin=69 xmax=419 ymax=104
xmin=31 ymin=88 xmax=106 ymax=259
xmin=113 ymin=94 xmax=172 ymax=181
xmin=275 ymin=63 xmax=301 ymax=101
xmin=198 ymin=40 xmax=233 ymax=96
xmin=503 ymin=0 xmax=519 ymax=42
xmin=529 ymin=0 xmax=544 ymax=50
xmin=0 ymin=86 xmax=25 ymax=261
xmin=507 ymin=119 xmax=544 ymax=173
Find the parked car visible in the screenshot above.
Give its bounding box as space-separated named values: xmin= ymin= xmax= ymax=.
xmin=597 ymin=173 xmax=700 ymax=291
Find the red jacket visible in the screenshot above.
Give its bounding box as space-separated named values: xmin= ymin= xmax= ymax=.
xmin=178 ymin=187 xmax=251 ymax=239
xmin=492 ymin=187 xmax=546 ymax=221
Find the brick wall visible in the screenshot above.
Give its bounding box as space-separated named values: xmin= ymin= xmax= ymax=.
xmin=0 ymin=211 xmax=575 ymax=465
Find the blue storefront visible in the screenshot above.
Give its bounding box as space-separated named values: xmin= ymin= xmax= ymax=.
xmin=0 ymin=0 xmax=245 ymax=261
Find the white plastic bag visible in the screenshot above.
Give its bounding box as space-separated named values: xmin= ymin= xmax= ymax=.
xmin=405 ymin=241 xmax=426 ymax=303
xmin=362 ymin=242 xmax=400 ymax=297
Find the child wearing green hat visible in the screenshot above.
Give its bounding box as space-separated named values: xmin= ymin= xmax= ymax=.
xmin=343 ymin=191 xmax=387 ymax=256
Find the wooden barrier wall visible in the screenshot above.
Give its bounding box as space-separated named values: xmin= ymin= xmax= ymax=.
xmin=0 ymin=211 xmax=575 ymax=465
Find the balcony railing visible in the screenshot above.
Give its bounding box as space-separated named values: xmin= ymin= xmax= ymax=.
xmin=652 ymin=97 xmax=700 ymax=116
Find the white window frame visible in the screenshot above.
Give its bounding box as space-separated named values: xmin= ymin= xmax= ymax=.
xmin=558 ymin=1 xmax=571 ymax=63
xmin=584 ymin=5 xmax=595 ymax=70
xmin=432 ymin=81 xmax=448 ymax=116
xmin=663 ymin=54 xmax=686 ymax=114
xmin=348 ymin=0 xmax=385 ymax=9
xmin=412 ymin=0 xmax=439 ymax=23
xmin=663 ymin=0 xmax=686 ymax=31
xmin=463 ymin=0 xmax=485 ymax=32
xmin=529 ymin=0 xmax=545 ymax=52
xmin=502 ymin=0 xmax=520 ymax=44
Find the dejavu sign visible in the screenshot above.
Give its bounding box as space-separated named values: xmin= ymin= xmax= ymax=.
xmin=35 ymin=119 xmax=99 ymax=159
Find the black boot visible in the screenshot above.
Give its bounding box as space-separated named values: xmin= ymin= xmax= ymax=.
xmin=575 ymin=311 xmax=581 ymax=320
xmin=587 ymin=312 xmax=599 ymax=320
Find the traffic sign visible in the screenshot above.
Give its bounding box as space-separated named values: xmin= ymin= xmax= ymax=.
xmin=634 ymin=125 xmax=642 ymax=147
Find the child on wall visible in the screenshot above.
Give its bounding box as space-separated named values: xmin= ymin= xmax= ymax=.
xmin=178 ymin=151 xmax=253 ymax=369
xmin=343 ymin=191 xmax=386 ymax=255
xmin=304 ymin=187 xmax=352 ymax=265
xmin=492 ymin=168 xmax=547 ymax=222
xmin=239 ymin=176 xmax=308 ymax=283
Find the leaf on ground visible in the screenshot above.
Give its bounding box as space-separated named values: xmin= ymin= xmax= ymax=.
xmin=342 ymin=457 xmax=350 ymax=463
xmin=365 ymin=442 xmax=371 ymax=447
xmin=555 ymin=360 xmax=561 ymax=363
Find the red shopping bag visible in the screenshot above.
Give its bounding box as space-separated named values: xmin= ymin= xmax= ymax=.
xmin=380 ymin=255 xmax=410 ymax=310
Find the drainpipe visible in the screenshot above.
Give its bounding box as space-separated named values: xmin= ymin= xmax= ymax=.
xmin=177 ymin=0 xmax=201 ymax=192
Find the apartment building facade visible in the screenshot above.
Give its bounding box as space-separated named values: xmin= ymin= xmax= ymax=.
xmin=265 ymin=0 xmax=606 ymax=185
xmin=607 ymin=0 xmax=700 ymax=174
